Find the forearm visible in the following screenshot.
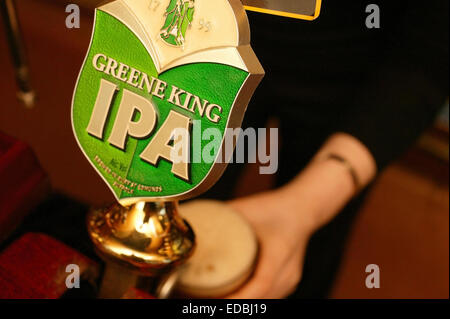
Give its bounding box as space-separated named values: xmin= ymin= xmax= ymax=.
xmin=277 ymin=132 xmax=377 ymax=232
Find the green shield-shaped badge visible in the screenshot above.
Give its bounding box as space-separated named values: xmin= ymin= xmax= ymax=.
xmin=72 ymin=0 xmax=263 ymax=205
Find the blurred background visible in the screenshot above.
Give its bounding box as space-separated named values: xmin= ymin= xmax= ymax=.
xmin=0 ymin=0 xmax=448 ymax=298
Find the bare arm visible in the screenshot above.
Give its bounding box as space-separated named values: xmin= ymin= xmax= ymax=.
xmin=227 ymin=132 xmax=376 ymax=298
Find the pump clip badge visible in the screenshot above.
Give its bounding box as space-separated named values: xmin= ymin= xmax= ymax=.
xmin=71 ymin=0 xmax=264 ymax=205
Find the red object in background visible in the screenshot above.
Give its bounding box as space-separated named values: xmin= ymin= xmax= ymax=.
xmin=0 ymin=233 xmax=99 ymax=299
xmin=122 ymin=288 xmax=156 ymax=299
xmin=0 ymin=132 xmax=50 ymax=242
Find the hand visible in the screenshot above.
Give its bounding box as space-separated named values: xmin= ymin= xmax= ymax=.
xmin=226 ymin=190 xmax=315 ymax=299
xmin=225 ymin=133 xmax=376 ymax=298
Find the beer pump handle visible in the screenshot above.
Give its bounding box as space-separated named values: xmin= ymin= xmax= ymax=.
xmin=0 ymin=0 xmax=36 ymax=108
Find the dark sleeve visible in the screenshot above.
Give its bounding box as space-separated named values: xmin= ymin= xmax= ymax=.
xmin=337 ymin=0 xmax=449 ymax=170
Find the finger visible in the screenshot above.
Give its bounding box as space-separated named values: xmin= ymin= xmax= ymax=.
xmin=227 ymin=240 xmax=283 ymax=299
xmin=226 ymin=262 xmax=273 ymax=299
xmin=268 ymin=256 xmax=303 ymax=298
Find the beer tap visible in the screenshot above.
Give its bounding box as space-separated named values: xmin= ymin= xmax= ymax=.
xmin=0 ymin=0 xmax=35 ymax=108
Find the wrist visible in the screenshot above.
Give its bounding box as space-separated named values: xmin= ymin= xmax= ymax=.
xmin=313 ymin=133 xmax=377 ymax=188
